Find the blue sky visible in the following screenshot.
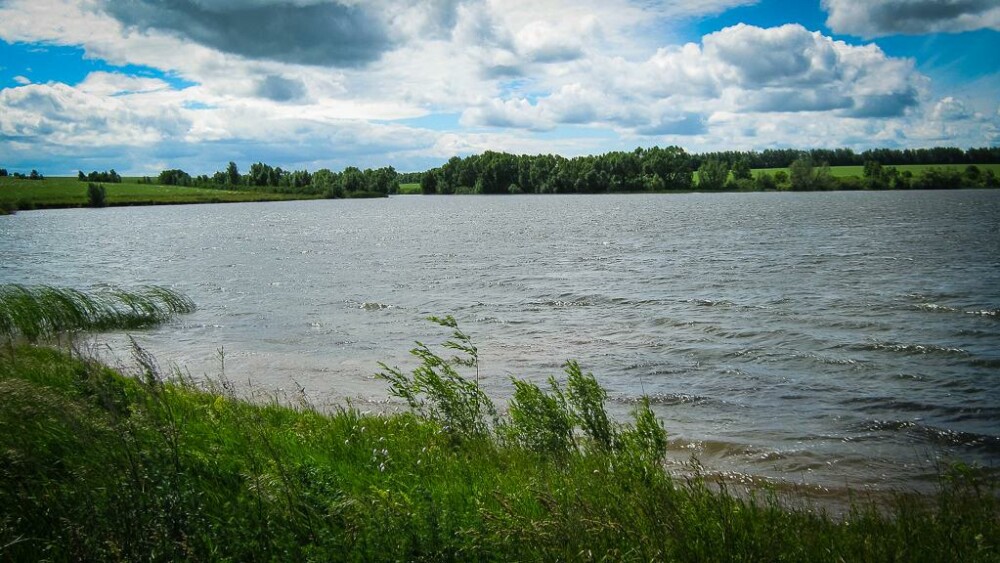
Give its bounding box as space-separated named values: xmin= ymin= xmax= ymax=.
xmin=1 ymin=0 xmax=997 ymax=175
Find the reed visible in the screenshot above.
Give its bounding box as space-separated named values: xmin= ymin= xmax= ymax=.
xmin=0 ymin=284 xmax=195 ymax=343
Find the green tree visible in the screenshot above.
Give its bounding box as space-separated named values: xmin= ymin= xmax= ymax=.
xmin=226 ymin=161 xmax=241 ymax=186
xmin=863 ymin=160 xmax=888 ymax=190
xmin=420 ymin=171 xmax=439 ymax=195
xmin=697 ymin=158 xmax=728 ymax=191
xmin=731 ymin=158 xmax=752 ymax=181
xmin=789 ymin=157 xmax=815 ymax=191
xmin=341 ymin=167 xmax=365 ymax=194
xmin=157 ymin=169 xmax=192 ymax=186
xmin=755 ymin=172 xmax=777 ymax=191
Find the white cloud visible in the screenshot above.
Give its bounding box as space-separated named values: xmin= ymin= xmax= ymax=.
xmin=13 ymin=76 xmax=32 ymax=85
xmin=823 ymin=0 xmax=1000 ymax=38
xmin=931 ymin=96 xmax=973 ymax=121
xmin=461 ymin=23 xmax=928 ymax=136
xmin=77 ymin=72 xmax=172 ymax=96
xmin=704 ymin=24 xmax=842 ymax=88
xmin=0 ymin=81 xmax=188 ymax=147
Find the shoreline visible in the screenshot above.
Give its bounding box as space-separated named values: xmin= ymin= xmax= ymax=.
xmin=1 ymin=343 xmax=996 ymax=560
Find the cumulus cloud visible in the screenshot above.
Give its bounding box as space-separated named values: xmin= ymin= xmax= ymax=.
xmin=513 ymin=18 xmax=595 ymax=63
xmin=740 ymin=88 xmax=853 ymax=113
xmin=13 ymin=75 xmax=32 ymax=85
xmin=704 ymin=24 xmax=841 ymax=88
xmin=0 ymin=70 xmax=458 ymax=173
xmin=931 ymin=97 xmax=973 ymax=121
xmin=462 ymin=23 xmax=926 ymax=135
xmin=0 ymin=81 xmax=189 ymax=147
xmin=823 ymin=0 xmax=1000 ymax=38
xmin=99 ymin=0 xmax=393 ymax=67
xmin=256 ymin=75 xmax=307 ymax=102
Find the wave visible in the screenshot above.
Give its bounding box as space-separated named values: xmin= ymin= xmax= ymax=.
xmin=842 ymin=396 xmax=1000 ymax=421
xmin=967 ymin=308 xmax=1000 ymax=318
xmin=841 ymin=340 xmax=970 ymax=357
xmin=617 ymin=392 xmax=713 ymax=407
xmin=854 ymin=419 xmax=1000 ymax=453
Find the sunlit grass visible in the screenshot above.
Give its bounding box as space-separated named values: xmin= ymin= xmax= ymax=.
xmin=397 ymin=182 xmax=422 ymax=195
xmin=0 ymin=176 xmax=317 ymax=210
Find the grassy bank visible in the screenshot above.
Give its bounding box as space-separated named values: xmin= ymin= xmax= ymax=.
xmin=2 ymin=342 xmax=997 ymax=560
xmin=0 ymin=176 xmax=319 ymax=211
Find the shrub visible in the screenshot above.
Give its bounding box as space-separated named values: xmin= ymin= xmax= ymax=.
xmin=378 ymin=315 xmax=496 ymax=440
xmin=503 ymin=375 xmax=575 ymax=454
xmin=381 ymin=317 xmax=669 ymax=466
xmin=87 ymin=183 xmax=107 ymax=208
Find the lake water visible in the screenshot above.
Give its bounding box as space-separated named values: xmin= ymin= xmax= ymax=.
xmin=2 ymin=190 xmax=998 ymax=492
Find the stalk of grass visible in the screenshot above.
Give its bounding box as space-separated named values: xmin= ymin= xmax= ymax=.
xmin=0 ymin=284 xmax=195 ymax=344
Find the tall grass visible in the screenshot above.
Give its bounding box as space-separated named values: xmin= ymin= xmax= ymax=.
xmin=0 ymin=284 xmax=195 ymax=343
xmin=0 ymin=316 xmax=997 ymax=561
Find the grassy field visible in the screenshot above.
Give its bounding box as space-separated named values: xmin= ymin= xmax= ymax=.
xmin=0 ymin=176 xmax=319 ymax=211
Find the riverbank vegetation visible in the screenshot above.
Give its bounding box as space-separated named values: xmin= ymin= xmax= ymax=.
xmin=416 ymin=147 xmax=1000 ymax=194
xmin=0 ymin=288 xmax=997 ymax=561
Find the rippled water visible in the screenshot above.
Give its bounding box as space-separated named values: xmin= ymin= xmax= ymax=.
xmin=2 ymin=190 xmax=998 ymax=491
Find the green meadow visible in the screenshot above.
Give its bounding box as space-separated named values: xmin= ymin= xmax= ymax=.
xmin=397 ymin=182 xmax=422 ymax=195
xmin=0 ymin=176 xmax=318 ymax=211
xmin=1 ymin=286 xmax=997 ymax=561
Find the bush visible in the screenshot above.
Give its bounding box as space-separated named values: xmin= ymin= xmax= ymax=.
xmin=503 ymin=376 xmax=575 ymax=455
xmin=380 ymin=317 xmax=669 ymax=465
xmin=87 ymin=183 xmax=107 ymax=208
xmin=378 ymin=315 xmax=497 ymax=440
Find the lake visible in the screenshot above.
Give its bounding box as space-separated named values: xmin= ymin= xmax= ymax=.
xmin=2 ymin=190 xmax=998 ymax=492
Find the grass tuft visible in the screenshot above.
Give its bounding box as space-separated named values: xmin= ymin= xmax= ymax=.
xmin=0 ymin=284 xmax=195 ymax=343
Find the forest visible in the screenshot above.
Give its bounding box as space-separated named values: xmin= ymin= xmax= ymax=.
xmin=34 ymin=144 xmax=1000 ymax=200
xmin=417 ymin=146 xmax=1000 ymax=195
xmin=139 ymin=162 xmax=400 ymax=199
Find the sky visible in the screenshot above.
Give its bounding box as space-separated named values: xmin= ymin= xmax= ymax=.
xmin=0 ymin=0 xmax=998 ymax=175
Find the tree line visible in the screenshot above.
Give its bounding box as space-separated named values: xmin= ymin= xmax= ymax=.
xmin=693 ymin=146 xmax=1000 ymax=169
xmin=0 ymin=168 xmax=43 ymax=180
xmin=416 ymin=146 xmax=999 ymax=194
xmin=78 ymin=170 xmax=122 ymax=183
xmin=141 ymin=162 xmax=399 ymax=198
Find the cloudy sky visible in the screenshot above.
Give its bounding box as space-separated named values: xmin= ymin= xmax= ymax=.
xmin=1 ymin=0 xmax=998 ymax=175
